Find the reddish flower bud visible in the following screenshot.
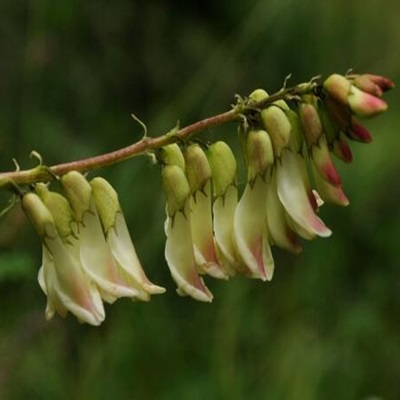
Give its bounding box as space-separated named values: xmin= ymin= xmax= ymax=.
xmin=332 ymin=134 xmax=353 ymax=163
xmin=362 ymin=74 xmax=394 ymax=93
xmin=348 ymin=118 xmax=372 ymax=143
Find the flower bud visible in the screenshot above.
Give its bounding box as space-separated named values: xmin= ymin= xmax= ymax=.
xmin=347 ymin=86 xmax=388 ymax=118
xmin=323 ymin=74 xmax=351 ymax=105
xmin=348 ymin=118 xmax=372 ymax=143
xmin=332 ymin=134 xmax=353 ymax=163
xmin=311 ymin=136 xmax=342 ymax=186
xmin=363 ymin=74 xmax=394 ymax=92
xmin=248 ymin=88 xmax=268 ymax=104
xmin=260 ymin=105 xmax=291 ymax=157
xmin=312 ymin=166 xmax=349 ymax=207
xmin=353 ymin=74 xmax=394 ymax=97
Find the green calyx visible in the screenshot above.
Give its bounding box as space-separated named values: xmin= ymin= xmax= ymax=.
xmin=260 ymin=104 xmax=291 ymax=157
xmin=90 ymin=177 xmax=121 ymax=233
xmin=60 ymin=171 xmax=92 ymax=222
xmin=161 ymin=165 xmax=191 ymax=217
xmin=206 ymin=141 xmax=237 ymax=197
xmin=21 ymin=192 xmax=57 ymax=239
xmin=159 ymin=143 xmax=185 ymax=170
xmin=246 ymin=129 xmax=274 ymax=181
xmin=35 ymin=183 xmax=75 ymax=239
xmin=184 ymin=144 xmax=212 ymax=194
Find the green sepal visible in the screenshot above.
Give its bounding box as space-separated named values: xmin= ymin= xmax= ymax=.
xmin=60 ymin=171 xmax=92 ymax=222
xmin=22 ymin=192 xmax=57 ymax=239
xmin=90 ymin=177 xmax=120 ymax=233
xmin=35 ymin=183 xmax=75 ymax=239
xmin=159 ymin=143 xmax=185 ymax=170
xmin=162 ymin=165 xmax=191 ymax=217
xmin=206 ymin=141 xmax=237 ymax=197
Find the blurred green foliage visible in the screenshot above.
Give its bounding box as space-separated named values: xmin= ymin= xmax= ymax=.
xmin=0 ymin=0 xmax=399 ymax=399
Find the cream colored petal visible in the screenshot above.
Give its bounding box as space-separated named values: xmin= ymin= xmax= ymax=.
xmin=40 ymin=247 xmax=58 ymax=321
xmin=190 ymin=181 xmax=227 ymax=279
xmin=38 ymin=264 xmax=47 ymax=295
xmin=43 ymin=238 xmax=105 ymax=326
xmin=107 ymin=212 xmax=166 ymax=301
xmin=79 ymin=201 xmax=139 ymax=303
xmin=277 ymin=150 xmax=332 ymax=238
xmin=266 ymin=173 xmax=302 ymax=253
xmin=213 ymin=185 xmax=241 ymax=274
xmin=234 ymin=176 xmax=274 ymax=281
xmin=164 ymin=202 xmax=213 ymax=302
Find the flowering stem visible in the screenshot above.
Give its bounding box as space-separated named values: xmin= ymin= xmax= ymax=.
xmin=0 ymin=81 xmax=317 ymax=191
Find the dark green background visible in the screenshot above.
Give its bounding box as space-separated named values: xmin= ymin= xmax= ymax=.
xmin=0 ymin=1 xmax=399 ymax=399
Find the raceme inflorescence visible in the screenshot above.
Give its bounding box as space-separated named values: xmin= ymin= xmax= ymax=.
xmin=8 ymin=72 xmax=394 ymax=325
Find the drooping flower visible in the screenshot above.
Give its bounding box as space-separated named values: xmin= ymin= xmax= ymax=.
xmin=90 ymin=177 xmax=165 ymax=301
xmin=22 ymin=191 xmax=105 ymax=325
xmin=276 ymin=149 xmax=332 ymax=239
xmin=160 ymin=144 xmax=212 ymax=302
xmin=61 ymin=171 xmax=139 ymax=304
xmin=234 ymin=129 xmax=275 ymax=281
xmin=265 ymin=171 xmax=302 ymax=253
xmin=206 ymin=141 xmax=241 ymax=275
xmin=184 ymin=144 xmax=227 ymax=279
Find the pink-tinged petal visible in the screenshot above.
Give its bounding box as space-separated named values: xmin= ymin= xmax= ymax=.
xmin=277 ymin=150 xmax=332 ymax=238
xmin=362 ymin=74 xmax=394 ymax=93
xmin=213 ymin=185 xmax=241 ymax=274
xmin=79 ymin=201 xmax=139 ymax=304
xmin=190 ymin=181 xmax=227 ymax=279
xmin=311 ymin=164 xmax=349 ymax=207
xmin=348 ymin=118 xmax=372 ymax=143
xmin=234 ymin=176 xmax=274 ymax=281
xmin=266 ymin=172 xmax=302 ymax=253
xmin=311 ymin=136 xmax=342 ymax=186
xmin=348 ymin=86 xmax=388 ymax=118
xmin=107 ymin=213 xmax=166 ymax=301
xmin=90 ymin=177 xmax=165 ymax=300
xmin=164 ymin=202 xmax=213 ymax=302
xmin=286 ymin=215 xmax=317 ymax=240
xmin=43 ymin=239 xmax=105 ymax=326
